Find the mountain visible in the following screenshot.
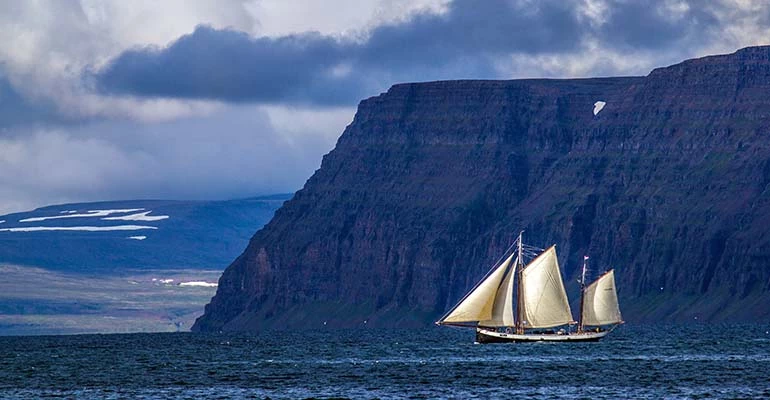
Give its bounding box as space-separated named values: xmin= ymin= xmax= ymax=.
xmin=0 ymin=195 xmax=290 ymax=272
xmin=193 ymin=47 xmax=770 ymax=332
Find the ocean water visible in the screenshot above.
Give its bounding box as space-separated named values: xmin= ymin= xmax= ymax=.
xmin=1 ymin=324 xmax=769 ymax=399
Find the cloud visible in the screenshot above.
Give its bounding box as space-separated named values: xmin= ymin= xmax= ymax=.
xmin=0 ymin=0 xmax=256 ymax=122
xmin=0 ymin=104 xmax=353 ymax=215
xmin=3 ymin=0 xmax=770 ymax=215
xmin=92 ymin=27 xmax=358 ymax=105
xmin=5 ymin=0 xmax=770 ymax=116
xmin=358 ymin=0 xmax=581 ymax=67
xmin=595 ymin=1 xmax=710 ymax=50
xmin=94 ymin=0 xmax=585 ymax=105
xmin=0 ymin=72 xmax=63 ymax=129
xmin=7 ymin=0 xmax=767 ymax=116
xmin=244 ymin=0 xmax=450 ymax=37
xmin=92 ymin=0 xmax=768 ymax=107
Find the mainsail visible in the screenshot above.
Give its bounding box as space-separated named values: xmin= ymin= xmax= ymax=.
xmin=519 ymin=246 xmax=574 ymax=328
xmin=438 ymin=253 xmax=516 ymax=324
xmin=581 ymin=270 xmax=623 ymax=326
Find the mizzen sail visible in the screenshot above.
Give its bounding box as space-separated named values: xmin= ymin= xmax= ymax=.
xmin=581 ymin=269 xmax=623 ymax=326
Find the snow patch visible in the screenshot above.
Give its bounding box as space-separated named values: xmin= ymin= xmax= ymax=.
xmin=0 ymin=225 xmax=158 ymax=232
xmin=128 ymin=236 xmax=147 ymax=240
xmin=104 ymin=211 xmax=169 ymax=222
xmin=593 ymin=101 xmax=606 ymax=115
xmin=179 ymin=281 xmax=218 ymax=288
xmin=21 ymin=209 xmax=145 ymax=223
xmin=89 ymin=209 xmax=145 ymax=214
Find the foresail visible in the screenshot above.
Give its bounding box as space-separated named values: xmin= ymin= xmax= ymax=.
xmin=439 ymin=253 xmax=516 ymax=324
xmin=520 ymin=246 xmax=574 ymax=328
xmin=582 ymin=270 xmax=623 ymax=326
xmin=478 ymin=254 xmax=516 ymax=326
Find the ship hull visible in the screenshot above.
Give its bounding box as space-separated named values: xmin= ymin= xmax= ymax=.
xmin=475 ymin=328 xmax=608 ymax=343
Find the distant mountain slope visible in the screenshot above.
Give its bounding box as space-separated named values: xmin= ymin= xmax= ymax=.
xmin=0 ymin=195 xmax=290 ymax=272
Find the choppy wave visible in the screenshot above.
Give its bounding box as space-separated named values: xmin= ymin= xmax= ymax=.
xmin=1 ymin=324 xmax=769 ymax=399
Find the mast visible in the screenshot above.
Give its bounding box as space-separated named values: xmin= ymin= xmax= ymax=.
xmin=578 ymin=255 xmax=588 ymax=333
xmin=515 ymin=231 xmax=524 ymax=334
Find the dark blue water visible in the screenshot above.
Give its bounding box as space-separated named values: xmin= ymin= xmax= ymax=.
xmin=1 ymin=324 xmax=769 ymax=399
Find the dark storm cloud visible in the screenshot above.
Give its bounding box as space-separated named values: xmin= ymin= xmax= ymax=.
xmin=355 ymin=0 xmax=581 ymax=72
xmin=94 ymin=0 xmax=729 ymax=106
xmin=93 ymin=27 xmax=354 ymax=105
xmin=94 ymin=0 xmax=583 ymax=105
xmin=599 ymin=0 xmax=721 ymax=51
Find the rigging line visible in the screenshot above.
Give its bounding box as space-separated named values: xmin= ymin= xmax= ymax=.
xmin=521 ymin=243 xmax=545 ymax=252
xmin=520 ymin=249 xmax=542 ymax=261
xmin=489 ymin=239 xmax=520 ymax=273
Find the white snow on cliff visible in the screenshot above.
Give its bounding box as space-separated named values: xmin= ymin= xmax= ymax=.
xmin=21 ymin=209 xmax=145 ymax=223
xmin=103 ymin=211 xmax=169 ymax=222
xmin=593 ymin=101 xmax=606 ymax=115
xmin=179 ymin=281 xmax=218 ymax=288
xmin=0 ymin=225 xmax=157 ymax=232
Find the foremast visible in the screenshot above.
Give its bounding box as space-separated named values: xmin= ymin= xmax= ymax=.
xmin=514 ymin=231 xmax=524 ymax=334
xmin=578 ymin=255 xmax=588 ymax=333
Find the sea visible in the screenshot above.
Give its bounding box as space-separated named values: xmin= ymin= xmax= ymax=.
xmin=1 ymin=324 xmax=769 ymax=399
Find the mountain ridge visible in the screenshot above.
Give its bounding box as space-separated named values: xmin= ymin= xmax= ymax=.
xmin=0 ymin=194 xmax=291 ymax=272
xmin=194 ymin=46 xmax=770 ymax=332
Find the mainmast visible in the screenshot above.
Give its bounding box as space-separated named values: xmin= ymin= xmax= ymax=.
xmin=578 ymin=255 xmax=588 ymax=333
xmin=515 ymin=231 xmax=524 ymax=334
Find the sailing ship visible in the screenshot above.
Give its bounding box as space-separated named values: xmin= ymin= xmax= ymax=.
xmin=436 ymin=232 xmax=623 ymax=343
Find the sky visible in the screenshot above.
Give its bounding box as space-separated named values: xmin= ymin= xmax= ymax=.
xmin=1 ymin=0 xmax=769 ymax=214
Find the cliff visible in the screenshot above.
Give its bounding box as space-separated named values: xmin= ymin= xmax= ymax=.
xmin=193 ymin=47 xmax=770 ymax=332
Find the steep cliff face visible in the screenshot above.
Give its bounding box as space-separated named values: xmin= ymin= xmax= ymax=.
xmin=194 ymin=47 xmax=770 ymax=332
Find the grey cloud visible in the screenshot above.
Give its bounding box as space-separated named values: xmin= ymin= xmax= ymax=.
xmin=356 ymin=0 xmax=581 ymax=73
xmin=93 ymin=0 xmax=737 ymax=106
xmin=0 ymin=72 xmax=66 ymax=131
xmin=0 ymin=104 xmax=348 ymax=214
xmin=93 ymin=0 xmax=585 ymax=105
xmin=0 ymin=0 xmax=763 ymax=213
xmin=599 ymin=0 xmax=722 ymax=52
xmin=93 ymin=27 xmax=356 ymax=105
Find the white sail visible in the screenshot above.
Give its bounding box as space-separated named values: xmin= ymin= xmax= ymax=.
xmin=520 ymin=246 xmax=574 ymax=328
xmin=479 ymin=254 xmax=516 ymax=326
xmin=439 ymin=253 xmax=516 ymax=324
xmin=582 ymin=270 xmax=623 ymax=326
